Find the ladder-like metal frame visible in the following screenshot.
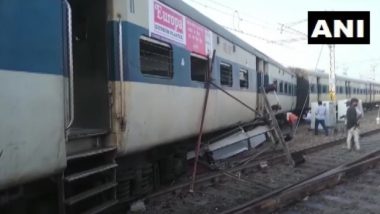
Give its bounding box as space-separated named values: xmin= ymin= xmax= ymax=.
xmin=261 ymin=86 xmax=295 ymax=167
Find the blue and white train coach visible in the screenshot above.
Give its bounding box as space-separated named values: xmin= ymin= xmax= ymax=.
xmin=0 ymin=0 xmax=296 ymax=213
xmin=292 ymin=68 xmax=380 ymax=113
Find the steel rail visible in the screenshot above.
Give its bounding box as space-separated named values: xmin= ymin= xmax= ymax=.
xmin=223 ymin=147 xmax=380 ymax=214
xmin=145 ymin=128 xmax=380 ymax=200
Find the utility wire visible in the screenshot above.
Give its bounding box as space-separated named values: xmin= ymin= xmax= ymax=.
xmin=186 ymin=0 xmax=304 ymax=38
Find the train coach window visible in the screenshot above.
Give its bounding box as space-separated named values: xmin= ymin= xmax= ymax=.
xmin=279 ymin=82 xmax=284 ymax=93
xmin=322 ymin=85 xmax=327 ymax=93
xmin=284 ymin=83 xmax=288 ymax=94
xmin=191 ymin=54 xmax=208 ymax=82
xmin=140 ymin=37 xmax=173 ymax=78
xmin=220 ymin=63 xmax=233 ymax=87
xmin=240 ymin=69 xmax=249 ymax=88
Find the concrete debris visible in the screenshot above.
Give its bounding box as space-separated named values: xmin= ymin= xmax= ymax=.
xmin=259 ymin=161 xmax=268 ymax=169
xmin=130 ymin=200 xmax=146 ymax=213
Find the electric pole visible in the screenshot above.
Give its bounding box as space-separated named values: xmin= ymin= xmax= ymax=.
xmin=329 ymin=45 xmax=336 ymax=101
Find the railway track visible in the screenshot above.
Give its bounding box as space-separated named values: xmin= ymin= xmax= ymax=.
xmin=279 ymin=164 xmax=380 ymax=214
xmin=144 ymin=129 xmax=380 ymax=199
xmin=143 ymin=129 xmax=380 ymax=214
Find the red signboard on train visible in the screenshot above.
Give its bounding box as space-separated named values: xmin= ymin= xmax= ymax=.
xmin=149 ymin=0 xmax=213 ymax=56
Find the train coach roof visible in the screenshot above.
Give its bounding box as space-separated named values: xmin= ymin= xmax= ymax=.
xmin=160 ymin=0 xmax=290 ymax=72
xmin=291 ymin=68 xmax=380 ymax=85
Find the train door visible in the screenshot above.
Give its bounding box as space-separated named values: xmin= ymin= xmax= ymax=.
xmin=369 ymin=83 xmax=372 ymax=105
xmin=347 ymin=81 xmax=351 ymax=97
xmin=256 ymin=58 xmax=265 ymax=111
xmin=263 ymin=62 xmax=269 ymax=87
xmin=66 ymin=0 xmax=110 ymax=137
xmin=365 ymin=84 xmax=369 ymax=104
xmin=256 ymin=59 xmax=264 ymax=91
xmin=345 ymin=81 xmax=348 ymax=98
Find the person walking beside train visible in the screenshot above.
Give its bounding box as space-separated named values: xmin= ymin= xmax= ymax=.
xmin=346 ymin=98 xmax=362 ymax=151
xmin=315 ymin=101 xmax=328 ymax=136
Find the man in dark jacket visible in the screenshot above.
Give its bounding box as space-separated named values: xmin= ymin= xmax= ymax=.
xmin=346 ymin=98 xmax=361 ymax=150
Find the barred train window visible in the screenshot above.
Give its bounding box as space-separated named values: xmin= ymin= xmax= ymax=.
xmin=284 ymin=83 xmax=288 ymax=94
xmin=321 ymin=85 xmax=325 ymax=93
xmin=240 ymin=69 xmax=249 ymax=88
xmin=140 ymin=36 xmax=173 ymax=78
xmin=220 ymin=63 xmax=233 ymax=87
xmin=191 ymin=54 xmax=208 ymax=82
xmin=279 ymin=82 xmax=284 ymax=93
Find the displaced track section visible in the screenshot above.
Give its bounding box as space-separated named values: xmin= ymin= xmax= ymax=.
xmin=144 ymin=130 xmax=380 ymax=214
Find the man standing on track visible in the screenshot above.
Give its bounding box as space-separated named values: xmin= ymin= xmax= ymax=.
xmin=315 ymin=101 xmax=329 ymax=136
xmin=346 ymin=98 xmax=362 ymax=151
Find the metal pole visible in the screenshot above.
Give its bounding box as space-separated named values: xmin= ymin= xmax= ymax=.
xmin=329 ymin=45 xmax=336 ymax=102
xmin=209 ymin=82 xmax=262 ymax=118
xmin=189 ymin=50 xmax=216 ymax=192
xmin=294 ymin=93 xmax=310 ymax=135
xmin=64 ymin=0 xmax=74 ymax=130
xmin=118 ymin=17 xmax=126 ymax=127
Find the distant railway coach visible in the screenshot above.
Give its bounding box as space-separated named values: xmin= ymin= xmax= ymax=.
xmin=292 ymin=68 xmax=380 ymax=113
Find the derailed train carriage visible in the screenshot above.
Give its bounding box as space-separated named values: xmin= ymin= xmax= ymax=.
xmin=0 ymin=0 xmax=298 ymax=213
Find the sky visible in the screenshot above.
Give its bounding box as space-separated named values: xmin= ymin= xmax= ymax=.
xmin=182 ymin=0 xmax=380 ymax=81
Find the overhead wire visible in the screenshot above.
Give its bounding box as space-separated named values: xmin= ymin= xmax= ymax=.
xmin=186 ymin=0 xmax=299 ymax=34
xmin=190 ymin=0 xmax=307 ymax=37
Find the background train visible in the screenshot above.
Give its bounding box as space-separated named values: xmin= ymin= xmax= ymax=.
xmin=292 ymin=68 xmax=380 ymax=113
xmin=0 ymin=0 xmax=379 ymax=213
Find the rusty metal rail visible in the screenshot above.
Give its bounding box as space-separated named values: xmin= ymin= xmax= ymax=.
xmin=222 ymin=148 xmax=380 ymax=214
xmin=145 ymin=128 xmax=380 ymax=200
